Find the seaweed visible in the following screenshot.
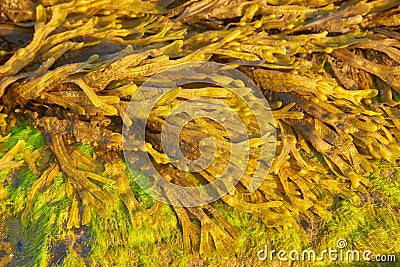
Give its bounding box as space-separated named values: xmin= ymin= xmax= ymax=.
xmin=0 ymin=0 xmax=400 ymax=264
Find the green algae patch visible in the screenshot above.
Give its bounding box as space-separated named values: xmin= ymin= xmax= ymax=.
xmin=0 ymin=119 xmax=399 ymax=266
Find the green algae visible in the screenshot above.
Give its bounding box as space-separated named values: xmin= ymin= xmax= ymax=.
xmin=0 ymin=103 xmax=399 ymax=267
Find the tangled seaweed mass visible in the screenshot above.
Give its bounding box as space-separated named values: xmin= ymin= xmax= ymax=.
xmin=1 ymin=0 xmax=400 ymax=264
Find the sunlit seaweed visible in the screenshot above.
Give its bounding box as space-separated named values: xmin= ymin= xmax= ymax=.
xmin=0 ymin=0 xmax=400 ymax=264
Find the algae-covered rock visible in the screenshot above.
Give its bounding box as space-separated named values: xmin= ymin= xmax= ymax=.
xmin=0 ymin=0 xmax=400 ymax=265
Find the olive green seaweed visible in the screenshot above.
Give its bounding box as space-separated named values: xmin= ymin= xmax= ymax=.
xmin=0 ymin=0 xmax=400 ymax=265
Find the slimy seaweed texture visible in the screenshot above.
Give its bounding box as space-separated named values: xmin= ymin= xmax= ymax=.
xmin=0 ymin=0 xmax=400 ymax=265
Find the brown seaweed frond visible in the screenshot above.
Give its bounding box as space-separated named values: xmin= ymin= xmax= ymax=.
xmin=0 ymin=140 xmax=25 ymax=171
xmin=1 ymin=0 xmax=400 ymax=260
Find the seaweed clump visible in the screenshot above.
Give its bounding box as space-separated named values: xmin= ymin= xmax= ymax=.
xmin=0 ymin=0 xmax=400 ymax=264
